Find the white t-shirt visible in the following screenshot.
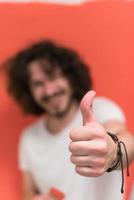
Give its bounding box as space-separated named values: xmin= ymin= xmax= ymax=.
xmin=130 ymin=183 xmax=134 ymax=200
xmin=19 ymin=97 xmax=126 ymax=200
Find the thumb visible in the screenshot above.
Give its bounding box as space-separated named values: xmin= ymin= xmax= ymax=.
xmin=80 ymin=90 xmax=96 ymax=125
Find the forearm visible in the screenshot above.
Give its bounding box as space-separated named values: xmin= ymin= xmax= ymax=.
xmin=22 ymin=191 xmax=36 ymax=200
xmin=23 ymin=193 xmax=45 ymax=200
xmin=103 ymin=120 xmax=134 ymax=169
xmin=117 ymin=130 xmax=134 ymax=168
xmin=22 ymin=172 xmax=40 ymax=200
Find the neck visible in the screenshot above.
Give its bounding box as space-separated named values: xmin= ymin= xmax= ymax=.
xmin=46 ymin=101 xmax=79 ymax=134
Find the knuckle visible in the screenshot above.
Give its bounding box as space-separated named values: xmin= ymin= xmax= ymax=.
xmin=96 ymin=167 xmax=105 ymax=176
xmin=70 ymin=127 xmax=84 ymax=141
xmin=69 ymin=129 xmax=76 ymax=140
xmin=99 ymin=141 xmax=108 ymax=155
xmin=93 ymin=127 xmax=105 ymax=137
xmin=98 ymin=158 xmax=106 ymax=167
xmin=75 ymin=166 xmax=80 ymax=174
xmin=68 ymin=143 xmax=73 ymax=152
xmin=70 ymin=155 xmax=75 ymax=164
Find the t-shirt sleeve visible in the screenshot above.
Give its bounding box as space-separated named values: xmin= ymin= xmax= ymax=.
xmin=93 ymin=97 xmax=126 ymax=125
xmin=18 ymin=131 xmax=30 ymax=172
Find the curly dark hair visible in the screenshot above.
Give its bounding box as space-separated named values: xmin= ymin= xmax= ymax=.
xmin=6 ymin=40 xmax=92 ymax=115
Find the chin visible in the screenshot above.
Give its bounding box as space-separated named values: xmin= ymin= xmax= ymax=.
xmin=50 ymin=110 xmax=65 ymax=117
xmin=49 ymin=106 xmax=69 ymax=118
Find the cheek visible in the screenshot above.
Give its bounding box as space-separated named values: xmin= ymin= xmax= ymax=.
xmin=31 ymin=88 xmax=43 ymax=102
xmin=59 ymin=79 xmax=71 ymax=92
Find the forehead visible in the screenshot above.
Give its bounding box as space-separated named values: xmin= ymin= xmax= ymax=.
xmin=28 ymin=59 xmax=61 ymax=79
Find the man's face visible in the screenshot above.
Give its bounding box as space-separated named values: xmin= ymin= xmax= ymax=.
xmin=28 ymin=60 xmax=73 ymax=117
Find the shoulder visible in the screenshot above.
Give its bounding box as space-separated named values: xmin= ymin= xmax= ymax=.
xmin=19 ymin=118 xmax=44 ymax=145
xmin=93 ymin=96 xmax=126 ymax=124
xmin=94 ymin=96 xmax=122 ymax=108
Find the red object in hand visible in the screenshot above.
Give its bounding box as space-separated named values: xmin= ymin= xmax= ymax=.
xmin=33 ymin=187 xmax=65 ymax=200
xmin=48 ymin=187 xmax=65 ymax=200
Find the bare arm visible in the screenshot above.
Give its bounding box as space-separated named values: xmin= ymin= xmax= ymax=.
xmin=103 ymin=120 xmax=134 ymax=167
xmin=21 ymin=172 xmax=38 ymax=200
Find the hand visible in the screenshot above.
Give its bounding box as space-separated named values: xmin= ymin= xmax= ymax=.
xmin=69 ymin=90 xmax=117 ymax=177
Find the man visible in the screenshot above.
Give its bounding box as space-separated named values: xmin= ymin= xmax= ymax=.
xmin=7 ymin=40 xmax=133 ymax=200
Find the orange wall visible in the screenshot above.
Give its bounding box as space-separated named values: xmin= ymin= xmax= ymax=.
xmin=0 ymin=2 xmax=134 ymax=200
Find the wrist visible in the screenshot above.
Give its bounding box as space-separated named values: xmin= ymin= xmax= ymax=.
xmin=107 ymin=132 xmax=120 ymax=171
xmin=106 ymin=131 xmax=129 ymax=193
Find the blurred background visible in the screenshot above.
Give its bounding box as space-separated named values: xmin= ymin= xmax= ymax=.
xmin=0 ymin=1 xmax=134 ymax=200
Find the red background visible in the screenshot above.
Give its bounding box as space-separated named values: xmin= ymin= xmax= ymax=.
xmin=0 ymin=2 xmax=134 ymax=200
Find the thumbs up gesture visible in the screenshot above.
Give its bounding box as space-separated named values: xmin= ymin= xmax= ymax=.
xmin=69 ymin=91 xmax=117 ymax=177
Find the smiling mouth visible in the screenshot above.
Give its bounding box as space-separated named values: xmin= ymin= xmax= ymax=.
xmin=41 ymin=90 xmax=66 ymax=103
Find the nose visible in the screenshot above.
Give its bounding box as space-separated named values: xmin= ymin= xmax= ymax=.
xmin=44 ymin=81 xmax=56 ymax=96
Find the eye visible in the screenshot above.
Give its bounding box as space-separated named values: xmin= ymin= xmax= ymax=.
xmin=48 ymin=70 xmax=63 ymax=81
xmin=30 ymin=81 xmax=44 ymax=88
